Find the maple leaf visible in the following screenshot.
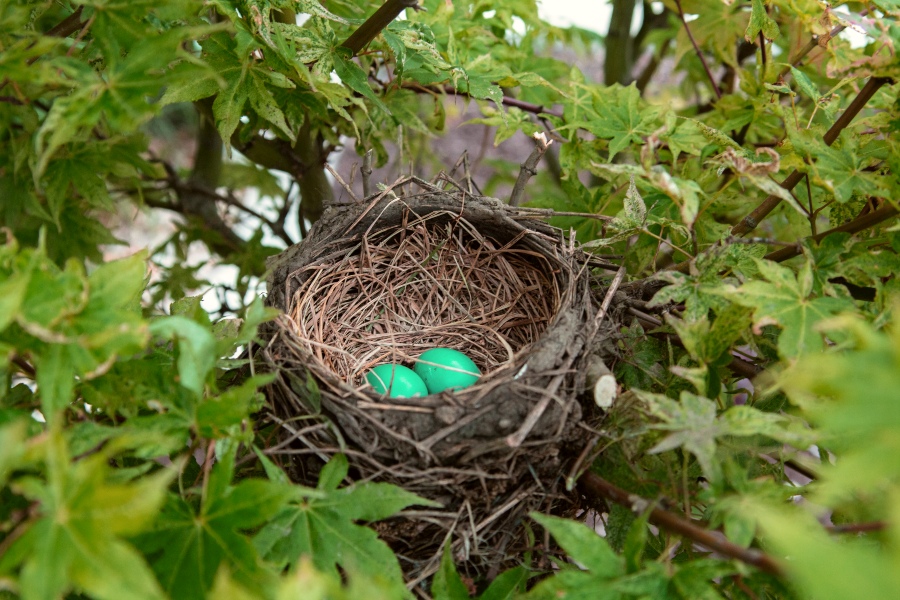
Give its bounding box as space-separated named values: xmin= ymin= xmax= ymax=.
xmin=135 ymin=447 xmax=292 ymax=600
xmin=727 ymin=259 xmax=853 ymax=358
xmin=254 ymin=455 xmax=438 ymax=598
xmin=588 ymin=84 xmax=661 ymax=162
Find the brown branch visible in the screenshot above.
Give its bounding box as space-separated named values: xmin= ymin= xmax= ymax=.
xmin=673 ymin=0 xmax=721 ymax=100
xmin=509 ymin=133 xmax=552 ymax=206
xmin=764 ymin=202 xmax=899 ymax=262
xmin=578 ymin=472 xmax=784 ymax=576
xmin=827 ymin=521 xmax=886 ymax=534
xmin=730 ymin=76 xmax=890 ymax=237
xmin=341 ymin=0 xmax=419 ymax=56
xmin=403 ymin=83 xmax=564 ymax=119
xmin=44 ymin=6 xmax=86 ymax=39
xmin=777 ymin=9 xmax=870 ymax=81
xmin=628 ymin=309 xmax=763 ymax=378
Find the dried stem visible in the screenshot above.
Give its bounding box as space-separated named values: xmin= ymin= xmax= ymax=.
xmin=673 ymin=0 xmax=721 ymax=100
xmin=578 ymin=472 xmax=784 ymax=576
xmin=509 ymin=133 xmax=553 ymax=207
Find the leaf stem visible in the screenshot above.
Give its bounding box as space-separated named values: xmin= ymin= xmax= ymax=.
xmin=578 ymin=472 xmax=784 ymax=576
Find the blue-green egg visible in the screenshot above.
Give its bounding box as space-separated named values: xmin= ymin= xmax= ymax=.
xmin=365 ymin=364 xmax=428 ymax=398
xmin=414 ymin=348 xmax=481 ymax=394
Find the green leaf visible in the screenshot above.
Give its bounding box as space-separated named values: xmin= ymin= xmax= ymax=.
xmin=779 ymin=317 xmax=900 ymax=504
xmin=255 ymin=460 xmax=432 ymax=597
xmin=7 ymin=429 xmax=171 ymax=600
xmin=792 ymin=132 xmax=891 ymax=204
xmin=588 ymin=84 xmax=660 ymax=162
xmin=728 ymin=258 xmax=853 ymax=358
xmin=478 ymin=567 xmax=528 ymax=600
xmin=195 ymin=375 xmax=272 ymax=438
xmin=333 ymin=50 xmax=390 ymax=115
xmin=137 ymin=461 xmax=291 ymax=600
xmin=432 ymin=543 xmax=470 ymax=600
xmin=149 ymin=316 xmax=217 ymax=397
xmin=745 ymin=0 xmax=779 ymax=42
xmin=750 ymin=504 xmax=900 ymax=600
xmin=36 ymin=344 xmax=76 ymax=417
xmin=199 ymin=32 xmax=296 ymax=148
xmin=530 ymin=513 xmax=623 ymax=579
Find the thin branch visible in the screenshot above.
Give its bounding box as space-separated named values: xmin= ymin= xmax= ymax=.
xmin=509 ymin=133 xmax=552 ymax=206
xmin=673 ymin=0 xmax=721 ymax=100
xmin=778 ymin=9 xmax=870 ymax=81
xmin=341 ymin=0 xmax=420 ymax=55
xmin=361 ymin=148 xmax=374 ymax=197
xmin=764 ymin=202 xmax=899 ymax=262
xmin=44 ymin=6 xmax=86 ymax=39
xmin=578 ymin=472 xmax=784 ymax=576
xmin=827 ymin=521 xmax=886 ymax=534
xmin=627 ymin=308 xmax=763 ymax=378
xmin=730 ymin=76 xmax=890 ymax=237
xmin=403 ymin=83 xmax=564 ymax=119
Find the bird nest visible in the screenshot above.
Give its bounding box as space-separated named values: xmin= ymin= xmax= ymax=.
xmin=258 ymin=178 xmax=621 ymax=589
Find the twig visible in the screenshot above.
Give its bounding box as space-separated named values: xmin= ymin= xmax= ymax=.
xmin=0 ymin=6 xmax=86 ymax=93
xmin=361 ymin=148 xmax=374 ymax=198
xmin=509 ymin=133 xmax=552 ymax=207
xmin=784 ymin=458 xmax=817 ymax=480
xmin=403 ymin=83 xmax=564 ymax=119
xmin=341 ymin=0 xmax=420 ymax=55
xmin=578 ymin=472 xmax=784 ymax=576
xmin=827 ymin=521 xmax=886 ymax=534
xmin=731 ymin=76 xmax=890 ymax=237
xmin=628 ymin=308 xmax=763 ymax=378
xmin=778 ymin=9 xmax=870 ymax=81
xmin=44 ymin=6 xmax=86 ymax=39
xmin=764 ymin=202 xmax=899 ymax=262
xmin=673 ymin=0 xmax=721 ymax=100
xmin=325 ymin=162 xmax=360 ymax=202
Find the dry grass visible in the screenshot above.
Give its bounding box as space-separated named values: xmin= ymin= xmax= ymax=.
xmin=289 ymin=212 xmax=561 ymax=389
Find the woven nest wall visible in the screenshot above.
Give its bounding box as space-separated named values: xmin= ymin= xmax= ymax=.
xmin=259 ymin=181 xmax=621 ymax=587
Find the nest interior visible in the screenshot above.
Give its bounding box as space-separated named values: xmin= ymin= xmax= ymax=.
xmin=260 ymin=182 xmax=620 ymax=586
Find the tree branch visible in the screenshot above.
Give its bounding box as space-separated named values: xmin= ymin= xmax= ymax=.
xmin=730 ymin=76 xmax=890 ymax=237
xmin=777 ymin=9 xmax=870 ymax=82
xmin=509 ymin=133 xmax=552 ymax=206
xmin=605 ymin=0 xmax=637 ymax=86
xmin=578 ymin=472 xmax=784 ymax=576
xmin=403 ymin=83 xmax=564 ymax=119
xmin=341 ymin=0 xmax=420 ymax=55
xmin=764 ymin=202 xmax=899 ymax=262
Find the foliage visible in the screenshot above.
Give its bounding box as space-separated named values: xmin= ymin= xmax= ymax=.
xmin=1 ymin=0 xmax=899 ymax=598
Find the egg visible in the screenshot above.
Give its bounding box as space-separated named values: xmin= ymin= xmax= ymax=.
xmin=365 ymin=364 xmax=428 ymax=398
xmin=414 ymin=348 xmax=481 ymax=393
